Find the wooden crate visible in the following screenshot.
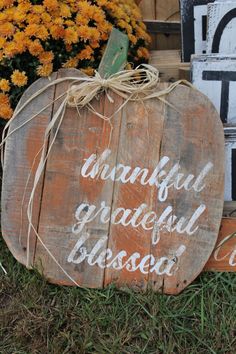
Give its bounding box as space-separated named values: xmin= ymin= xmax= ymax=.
xmin=139 ymin=0 xmax=181 ymax=50
xmin=149 ymin=50 xmax=190 ymax=82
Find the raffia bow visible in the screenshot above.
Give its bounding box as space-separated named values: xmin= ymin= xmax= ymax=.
xmin=0 ymin=64 xmax=192 ymax=286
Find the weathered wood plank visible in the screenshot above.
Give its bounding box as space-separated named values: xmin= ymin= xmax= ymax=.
xmin=205 ymin=218 xmax=236 ymax=271
xmin=98 ymin=28 xmax=129 ymax=79
xmin=149 ymin=84 xmax=225 ymax=294
xmin=104 ymin=93 xmax=167 ymax=291
xmin=1 ymin=74 xmax=57 ymax=267
xmin=34 ymin=69 xmax=124 ymax=287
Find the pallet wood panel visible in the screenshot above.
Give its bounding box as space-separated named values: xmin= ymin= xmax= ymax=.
xmin=1 ymin=69 xmax=225 ymax=294
xmin=1 ymin=74 xmax=57 ymax=267
xmin=139 ymin=0 xmax=181 ymax=50
xmin=149 ymin=50 xmax=190 ymax=82
xmin=139 ymin=0 xmax=180 ymax=21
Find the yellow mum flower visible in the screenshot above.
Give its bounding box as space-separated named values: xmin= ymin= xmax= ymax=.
xmin=0 ymin=22 xmax=15 ymax=37
xmin=64 ymin=27 xmax=78 ymax=44
xmin=0 ymin=92 xmax=9 ymax=105
xmin=0 ymin=78 xmax=10 ymax=92
xmin=26 ymin=13 xmax=41 ymax=24
xmin=128 ymin=33 xmax=137 ymax=45
xmin=1 ymin=0 xmax=14 ymax=9
xmin=11 ymin=70 xmax=28 ymax=87
xmin=62 ymin=57 xmax=78 ymax=68
xmin=4 ymin=42 xmax=18 ymax=57
xmin=36 ymin=63 xmax=53 ymax=77
xmin=50 ymin=24 xmax=64 ymax=39
xmin=43 ymin=0 xmax=58 ymax=12
xmin=33 ymin=5 xmax=44 ymax=14
xmin=0 ymin=37 xmax=6 ymax=49
xmin=25 ymin=24 xmax=39 ymax=37
xmin=28 ymin=39 xmax=43 ymax=56
xmin=60 ymin=3 xmax=71 ymax=17
xmin=0 ymin=13 xmax=8 ymax=22
xmin=81 ymin=67 xmax=94 ymax=76
xmin=54 ymin=17 xmax=64 ymax=25
xmin=75 ymin=14 xmax=89 ymax=26
xmin=37 ymin=26 xmax=49 ymax=40
xmin=137 ymin=47 xmax=150 ymax=59
xmin=0 ymin=103 xmax=13 ymax=119
xmin=64 ymin=20 xmax=74 ymax=26
xmin=38 ymin=51 xmax=54 ymax=64
xmin=77 ymin=46 xmax=93 ymax=60
xmin=41 ymin=13 xmax=51 ymax=23
xmin=13 ymin=11 xmax=26 ymax=22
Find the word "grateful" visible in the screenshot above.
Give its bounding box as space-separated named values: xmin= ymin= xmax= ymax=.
xmin=72 ymin=201 xmax=206 ymax=238
xmin=81 ymin=149 xmax=213 ymax=202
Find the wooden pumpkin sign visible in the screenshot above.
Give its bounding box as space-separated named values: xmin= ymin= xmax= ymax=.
xmin=1 ymin=68 xmax=225 ymax=294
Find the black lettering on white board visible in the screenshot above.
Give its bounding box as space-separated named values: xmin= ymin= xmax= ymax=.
xmin=207 ymin=0 xmax=236 ymax=54
xmin=191 ymin=55 xmax=236 ymax=125
xmin=225 ymin=128 xmax=236 ymax=201
xmin=180 ymin=0 xmax=214 ymax=62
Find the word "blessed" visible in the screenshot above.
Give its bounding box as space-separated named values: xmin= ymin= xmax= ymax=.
xmin=67 ymin=232 xmax=186 ymax=276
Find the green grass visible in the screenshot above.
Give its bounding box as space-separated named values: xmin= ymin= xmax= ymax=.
xmin=0 ymin=237 xmax=235 ymax=354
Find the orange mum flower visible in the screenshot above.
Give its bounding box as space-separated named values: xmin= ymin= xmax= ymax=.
xmin=81 ymin=67 xmax=95 ymax=76
xmin=11 ymin=70 xmax=28 ymax=87
xmin=38 ymin=51 xmax=54 ymax=64
xmin=28 ymin=39 xmax=43 ymax=56
xmin=77 ymin=46 xmax=93 ymax=60
xmin=36 ymin=63 xmax=53 ymax=77
xmin=137 ymin=47 xmax=150 ymax=60
xmin=62 ymin=57 xmax=78 ymax=68
xmin=0 ymin=22 xmax=15 ymax=37
xmin=0 ymin=78 xmax=10 ymax=92
xmin=0 ymin=93 xmax=10 ymax=105
xmin=64 ymin=27 xmax=78 ymax=44
xmin=50 ymin=24 xmax=64 ymax=39
xmin=43 ymin=0 xmax=58 ymax=12
xmin=0 ymin=103 xmax=13 ymax=119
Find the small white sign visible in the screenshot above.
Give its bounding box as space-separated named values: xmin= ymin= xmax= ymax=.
xmin=192 ymin=54 xmax=236 ymax=124
xmin=194 ymin=5 xmax=209 ymax=54
xmin=207 ymin=0 xmax=236 ymax=54
xmin=224 ymin=128 xmax=236 ymax=201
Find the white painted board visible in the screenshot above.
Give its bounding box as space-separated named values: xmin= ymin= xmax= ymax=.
xmin=191 ymin=54 xmax=236 ymax=124
xmin=207 ymin=0 xmax=236 ymax=54
xmin=224 ymin=128 xmax=236 ymax=201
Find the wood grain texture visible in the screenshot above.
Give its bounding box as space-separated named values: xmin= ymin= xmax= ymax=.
xmin=149 ymin=85 xmax=225 ymax=294
xmin=149 ymin=50 xmax=190 ymax=82
xmin=34 ymin=69 xmax=124 ymax=287
xmin=98 ymin=28 xmax=129 ymax=79
xmin=1 ymin=69 xmax=226 ymax=294
xmin=139 ymin=0 xmax=180 ymax=21
xmin=205 ymin=218 xmax=236 ymax=271
xmin=1 ymin=73 xmax=57 ymax=267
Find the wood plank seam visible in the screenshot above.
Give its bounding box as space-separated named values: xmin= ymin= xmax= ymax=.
xmin=32 ymin=72 xmax=59 ymax=267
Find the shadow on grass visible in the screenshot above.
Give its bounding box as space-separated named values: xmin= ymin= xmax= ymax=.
xmin=0 ymin=237 xmax=235 ymax=354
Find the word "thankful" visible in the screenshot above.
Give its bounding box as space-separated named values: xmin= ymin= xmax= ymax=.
xmin=81 ymin=149 xmax=213 ymax=202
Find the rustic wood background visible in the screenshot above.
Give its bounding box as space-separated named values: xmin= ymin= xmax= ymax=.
xmin=1 ymin=69 xmax=225 ymax=294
